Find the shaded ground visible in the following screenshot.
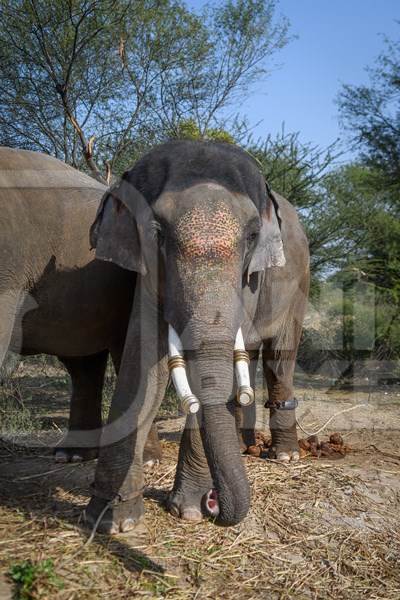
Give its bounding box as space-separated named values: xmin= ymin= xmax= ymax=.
xmin=0 ymin=358 xmax=400 ymax=599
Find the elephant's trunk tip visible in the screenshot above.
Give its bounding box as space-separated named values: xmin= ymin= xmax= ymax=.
xmin=203 ymin=487 xmax=251 ymax=527
xmin=202 ymin=488 xmax=220 ymax=518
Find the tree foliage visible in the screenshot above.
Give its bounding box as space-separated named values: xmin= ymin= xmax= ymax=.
xmin=247 ymin=131 xmax=343 ymax=277
xmin=0 ymin=0 xmax=289 ymax=182
xmin=247 ymin=130 xmax=400 ymax=362
xmin=335 ymin=30 xmax=400 ymax=361
xmin=171 ymin=118 xmax=235 ymax=144
xmin=248 ymin=130 xmax=339 ymax=208
xmin=0 ymin=1 xmax=398 ymax=365
xmin=338 ymin=27 xmax=400 ymax=203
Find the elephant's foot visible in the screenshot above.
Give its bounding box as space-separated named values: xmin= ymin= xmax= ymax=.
xmin=54 ymin=431 xmax=100 ymax=463
xmin=269 ymin=408 xmax=300 ymax=463
xmin=167 ymin=480 xmax=217 ymax=522
xmin=54 ymin=446 xmax=99 ymax=463
xmin=268 ymin=445 xmax=300 ymax=463
xmin=84 ymin=494 xmax=144 ymax=534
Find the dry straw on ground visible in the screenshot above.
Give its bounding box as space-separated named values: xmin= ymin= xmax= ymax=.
xmin=1 ymin=436 xmax=400 ymax=599
xmin=1 ymin=358 xmax=400 ymax=599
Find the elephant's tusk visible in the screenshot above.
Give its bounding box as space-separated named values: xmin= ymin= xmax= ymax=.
xmin=168 ymin=325 xmax=200 ymax=414
xmin=234 ymin=328 xmax=255 ymax=406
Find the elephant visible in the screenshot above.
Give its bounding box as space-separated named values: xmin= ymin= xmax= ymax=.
xmin=0 ymin=146 xmax=161 ymax=464
xmin=86 ymin=139 xmax=310 ymax=534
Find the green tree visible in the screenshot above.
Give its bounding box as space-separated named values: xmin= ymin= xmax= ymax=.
xmin=337 ymin=30 xmax=400 ymax=361
xmin=172 ymin=118 xmax=235 ymax=143
xmin=246 ymin=130 xmax=342 ymax=278
xmin=338 ymin=27 xmax=400 ymax=204
xmin=297 ymin=163 xmax=400 ymax=377
xmin=0 ymin=0 xmax=289 ymax=181
xmin=248 ymin=130 xmax=339 ymax=208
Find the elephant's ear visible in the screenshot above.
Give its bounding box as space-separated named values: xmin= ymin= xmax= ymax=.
xmin=248 ymin=188 xmax=286 ymax=278
xmin=90 ymin=178 xmax=149 ymax=275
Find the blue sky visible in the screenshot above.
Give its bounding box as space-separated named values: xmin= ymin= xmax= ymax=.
xmin=188 ymin=0 xmax=399 ymax=152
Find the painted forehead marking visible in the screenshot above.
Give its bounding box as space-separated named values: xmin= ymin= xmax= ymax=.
xmin=176 ymin=199 xmax=240 ymax=261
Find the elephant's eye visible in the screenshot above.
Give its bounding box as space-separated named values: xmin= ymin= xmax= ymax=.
xmin=246 ymin=231 xmax=258 ymax=246
xmin=151 ymin=221 xmax=165 ymax=246
xmin=156 ymin=229 xmax=166 ymax=247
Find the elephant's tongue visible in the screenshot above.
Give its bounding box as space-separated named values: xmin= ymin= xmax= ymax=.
xmin=203 ymin=489 xmax=220 ymax=517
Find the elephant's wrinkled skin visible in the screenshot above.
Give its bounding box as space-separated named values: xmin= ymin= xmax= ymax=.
xmin=0 ymin=147 xmax=160 ymax=463
xmin=88 ymin=140 xmax=309 ymax=533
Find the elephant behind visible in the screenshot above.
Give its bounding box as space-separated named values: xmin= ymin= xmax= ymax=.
xmin=86 ymin=140 xmax=310 ymax=533
xmin=0 ymin=147 xmax=160 ymax=463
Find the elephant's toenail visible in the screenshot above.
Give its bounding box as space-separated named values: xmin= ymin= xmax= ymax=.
xmin=54 ymin=451 xmax=68 ymax=463
xmin=291 ymin=451 xmax=300 ymax=462
xmin=277 ymin=452 xmax=291 ymax=462
xmin=71 ymin=454 xmax=83 ymax=463
xmin=120 ymin=518 xmax=137 ymax=532
xmin=144 ymin=459 xmax=159 ymax=469
xmin=169 ymin=504 xmax=180 ymax=518
xmin=107 ymin=522 xmax=119 ymax=535
xmin=181 ymin=508 xmax=202 ymax=522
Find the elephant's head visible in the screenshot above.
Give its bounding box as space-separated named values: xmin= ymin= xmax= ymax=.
xmin=90 ymin=141 xmax=285 ymax=525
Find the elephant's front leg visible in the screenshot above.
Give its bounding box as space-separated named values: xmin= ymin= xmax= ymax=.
xmin=110 ymin=346 xmax=163 ymax=467
xmin=85 ymin=287 xmax=169 ymax=534
xmin=168 ymin=413 xmax=214 ymax=522
xmin=234 ymin=348 xmax=260 ymax=451
xmin=262 ymin=345 xmax=300 ymax=462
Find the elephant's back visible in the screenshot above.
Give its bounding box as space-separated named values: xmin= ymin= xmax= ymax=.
xmin=0 ymin=146 xmax=106 ymax=249
xmin=0 ymin=147 xmax=105 ymax=191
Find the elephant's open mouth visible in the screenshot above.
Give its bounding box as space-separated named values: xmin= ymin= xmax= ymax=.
xmin=168 ymin=325 xmax=254 ymax=414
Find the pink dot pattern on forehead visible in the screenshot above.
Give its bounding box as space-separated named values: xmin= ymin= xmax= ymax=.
xmin=176 ymin=200 xmax=241 ymax=262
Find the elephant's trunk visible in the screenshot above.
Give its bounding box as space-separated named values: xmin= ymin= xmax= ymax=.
xmin=187 ymin=340 xmax=250 ymax=525
xmin=201 ymin=402 xmax=250 ymax=525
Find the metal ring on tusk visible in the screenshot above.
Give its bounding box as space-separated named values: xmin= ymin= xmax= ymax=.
xmin=181 ymin=394 xmax=200 ymax=414
xmin=237 ymin=386 xmax=255 ymax=406
xmin=168 ymin=356 xmax=186 ymax=371
xmin=233 ymin=349 xmax=250 ymax=364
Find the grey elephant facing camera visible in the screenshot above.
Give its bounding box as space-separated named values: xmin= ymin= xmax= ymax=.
xmin=0 ymin=147 xmax=160 ymax=464
xmin=87 ymin=140 xmax=310 ymax=533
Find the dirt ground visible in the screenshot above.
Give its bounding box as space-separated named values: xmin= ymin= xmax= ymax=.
xmin=0 ymin=360 xmax=400 ymax=599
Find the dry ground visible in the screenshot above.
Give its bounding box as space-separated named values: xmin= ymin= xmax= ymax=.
xmin=0 ymin=358 xmax=399 ymax=599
